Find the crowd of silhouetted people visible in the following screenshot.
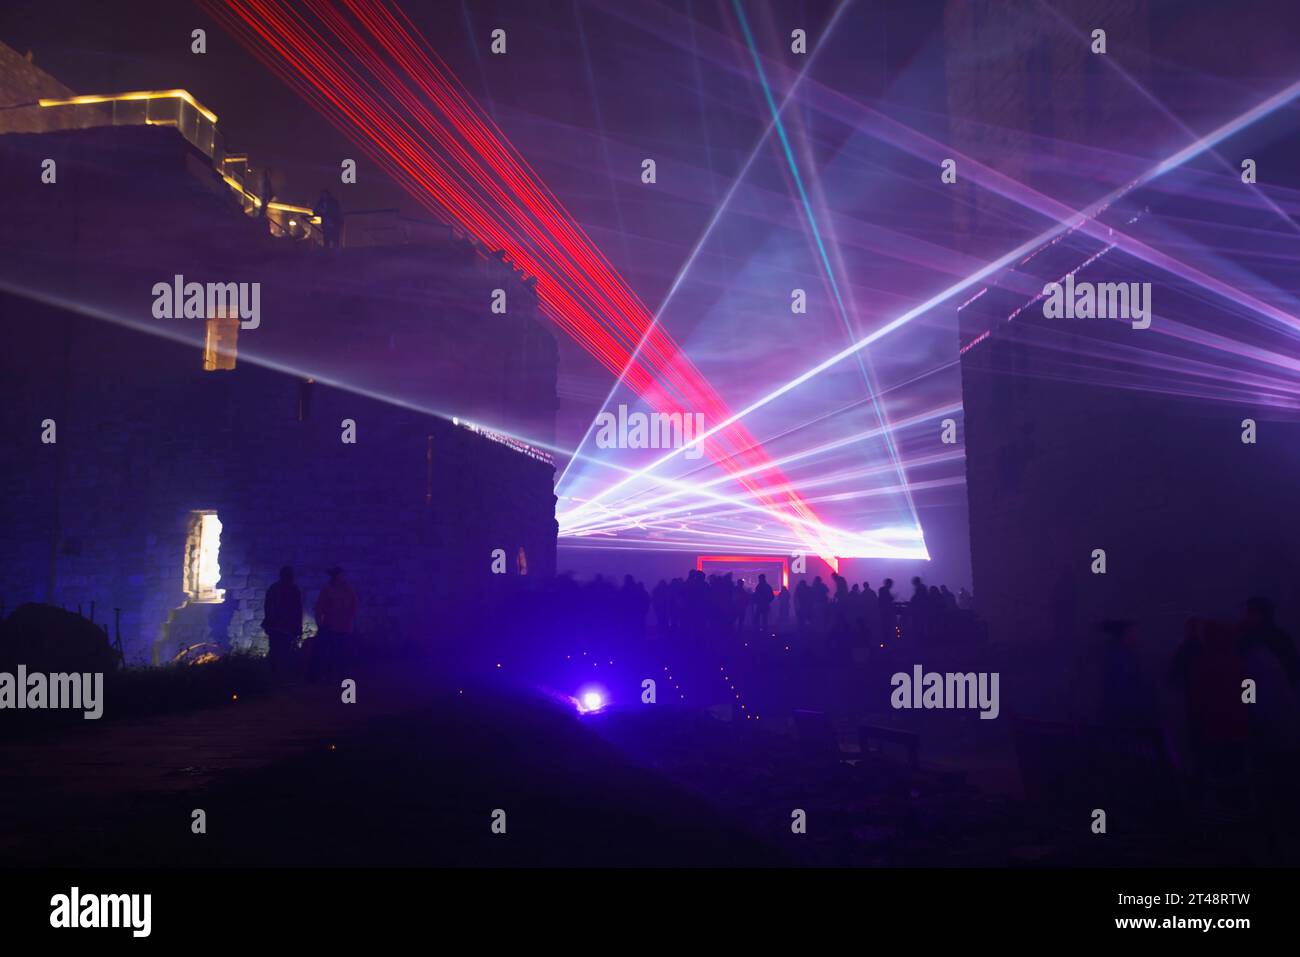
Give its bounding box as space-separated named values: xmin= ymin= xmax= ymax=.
xmin=1033 ymin=596 xmax=1300 ymax=861
xmin=1171 ymin=598 xmax=1299 ymax=854
xmin=648 ymin=570 xmax=982 ymax=651
xmin=482 ymin=567 xmax=984 ymax=673
xmin=1090 ymin=597 xmax=1300 ymax=773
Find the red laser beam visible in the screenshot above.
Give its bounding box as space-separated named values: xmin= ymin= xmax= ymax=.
xmin=202 ymin=0 xmax=839 ymax=561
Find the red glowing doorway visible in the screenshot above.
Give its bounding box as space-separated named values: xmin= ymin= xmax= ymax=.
xmin=696 ymin=555 xmax=790 ymax=590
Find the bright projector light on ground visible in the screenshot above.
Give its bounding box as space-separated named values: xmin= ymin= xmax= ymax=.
xmin=577 ymin=689 xmax=606 ymax=714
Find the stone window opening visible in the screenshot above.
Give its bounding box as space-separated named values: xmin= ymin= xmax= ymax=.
xmin=183 ymin=510 xmax=225 ymax=603
xmin=203 ymin=313 xmax=239 ymax=371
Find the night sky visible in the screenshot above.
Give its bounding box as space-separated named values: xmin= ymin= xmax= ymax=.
xmin=3 ymin=0 xmax=1298 ymax=585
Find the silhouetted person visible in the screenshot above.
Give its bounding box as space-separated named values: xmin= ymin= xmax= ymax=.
xmin=776 ymin=585 xmax=790 ymax=630
xmin=668 ymin=577 xmax=685 ymax=635
xmin=861 ymin=581 xmax=878 ymax=643
xmin=1239 ymin=597 xmax=1300 ymax=756
xmin=314 ymin=189 xmax=344 ymax=248
xmin=794 ymin=580 xmax=812 ymax=632
xmin=684 ymin=570 xmax=710 ymax=644
xmin=957 ymin=587 xmax=973 ymax=611
xmin=259 ymin=168 xmax=274 ymax=220
xmin=753 ymin=573 xmax=774 ymax=635
xmin=811 ymin=576 xmax=830 ymax=630
xmin=1237 ymin=598 xmax=1300 ymax=854
xmin=878 ymin=578 xmax=895 ymax=640
xmin=312 ymin=566 xmax=358 ymax=682
xmin=622 ymin=574 xmax=650 ymax=641
xmin=710 ymin=574 xmax=732 ymax=634
xmin=1241 ymin=596 xmax=1299 ymax=687
xmin=733 ymin=579 xmax=750 ymax=635
xmin=825 ymin=574 xmax=849 ymax=647
xmin=262 ymin=565 xmax=302 ymax=681
xmin=909 ymin=576 xmax=929 ymax=640
xmin=844 ymin=584 xmax=867 ymax=646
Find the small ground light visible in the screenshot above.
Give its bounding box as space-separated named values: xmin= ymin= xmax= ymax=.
xmin=231 ymin=693 xmax=238 ymax=701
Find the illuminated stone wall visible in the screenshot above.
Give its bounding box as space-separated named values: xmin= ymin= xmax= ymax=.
xmin=0 ymin=299 xmax=557 ymax=664
xmin=0 ymin=123 xmax=558 ymax=664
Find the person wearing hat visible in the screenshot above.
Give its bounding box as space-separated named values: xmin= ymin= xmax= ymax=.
xmin=311 ymin=566 xmax=358 ymax=682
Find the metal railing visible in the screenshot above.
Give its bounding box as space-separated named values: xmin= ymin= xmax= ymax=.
xmin=37 ymin=90 xmax=218 ymax=160
xmin=33 ymin=89 xmax=324 ymax=244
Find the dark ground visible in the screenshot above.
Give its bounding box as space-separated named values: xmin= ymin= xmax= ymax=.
xmin=0 ymin=650 xmax=1282 ymax=868
xmin=0 ymin=661 xmax=777 ymax=867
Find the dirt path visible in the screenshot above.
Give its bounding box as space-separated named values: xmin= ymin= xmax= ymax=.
xmin=0 ymin=662 xmax=444 ymax=862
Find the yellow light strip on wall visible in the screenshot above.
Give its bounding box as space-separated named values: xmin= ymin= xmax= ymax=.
xmin=268 ymin=202 xmax=322 ymax=225
xmin=38 ymin=89 xmax=218 ymax=124
xmin=221 ymin=172 xmax=262 ymax=208
xmin=39 ymin=91 xmax=330 ymax=233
